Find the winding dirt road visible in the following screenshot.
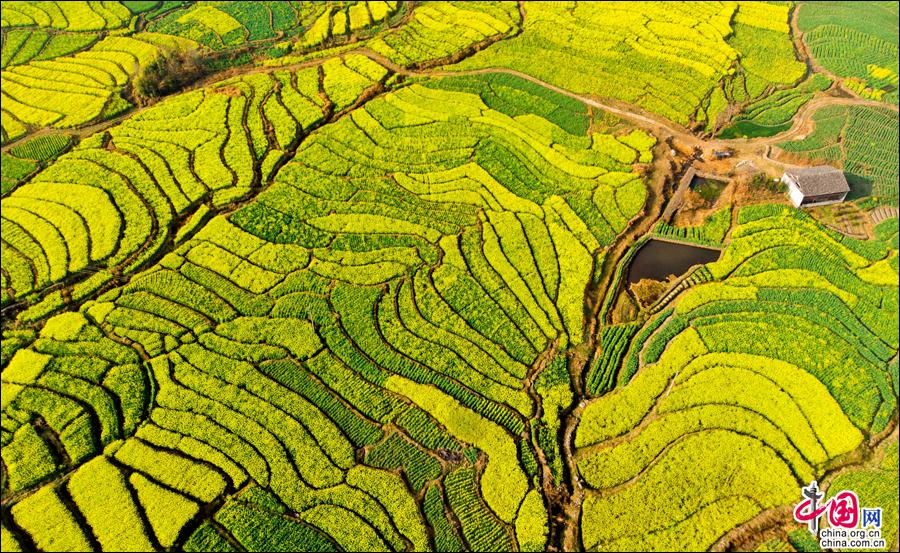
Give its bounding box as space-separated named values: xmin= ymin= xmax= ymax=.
xmin=405 ymin=64 xmax=895 ymax=161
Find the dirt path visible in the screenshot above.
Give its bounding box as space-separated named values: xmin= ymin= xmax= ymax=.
xmin=6 ymin=28 xmax=893 ymax=165
xmin=788 ymin=1 xmax=900 ymax=106
xmin=408 ymin=65 xmax=893 ymax=146
xmin=6 ymin=35 xmax=894 ymax=158
xmin=549 ymin=135 xmax=674 ymax=551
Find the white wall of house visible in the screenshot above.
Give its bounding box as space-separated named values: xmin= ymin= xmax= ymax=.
xmin=783 ymin=174 xmax=805 ymax=207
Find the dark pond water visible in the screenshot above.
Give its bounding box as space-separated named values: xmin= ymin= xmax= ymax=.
xmin=691 ymin=176 xmax=728 ymax=202
xmin=627 ymin=239 xmax=721 ymax=283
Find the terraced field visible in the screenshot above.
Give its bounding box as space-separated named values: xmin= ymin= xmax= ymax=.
xmin=1 ymin=49 xmax=655 ymax=550
xmin=797 ymin=1 xmax=899 ymax=104
xmin=775 ymin=104 xmax=899 ymax=202
xmin=1 ymin=2 xmax=898 ymax=552
xmin=1 ymin=2 xmax=407 ymax=142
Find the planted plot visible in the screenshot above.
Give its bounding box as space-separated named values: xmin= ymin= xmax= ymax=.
xmin=2 ymin=3 xmax=896 ymax=551
xmin=1 ymin=32 xmax=197 ymax=138
xmin=798 ymin=1 xmax=899 ymax=104
xmin=1 ymin=2 xmax=131 ymax=32
xmin=1 ymin=29 xmax=99 ymax=69
xmin=585 ymin=323 xmax=639 ymax=396
xmin=576 ymin=205 xmax=898 ymax=550
xmin=300 ymin=1 xmax=401 ymax=49
xmin=1 ymin=311 xmax=146 ymax=490
xmin=653 ymin=205 xmax=732 ymax=247
xmin=1 ymin=133 xmax=74 ymax=195
xmin=2 ymin=66 xmax=653 ymax=551
xmin=717 ymin=74 xmax=832 ymax=138
xmin=272 ymin=1 xmax=516 ymax=68
xmin=147 ymin=1 xmax=312 ymax=50
xmin=824 ymin=437 xmax=899 ymax=547
xmin=367 ymin=2 xmax=518 ymax=66
xmin=777 ymin=104 xmax=899 ymax=203
xmin=0 ymin=54 xmax=383 ymax=312
xmin=450 ymin=2 xmax=800 ymax=127
xmin=0 ymin=1 xmax=336 ymax=142
xmin=702 ymin=2 xmax=808 ymax=132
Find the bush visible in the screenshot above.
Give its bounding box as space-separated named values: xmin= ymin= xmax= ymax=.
xmin=133 ymin=48 xmax=209 ymax=104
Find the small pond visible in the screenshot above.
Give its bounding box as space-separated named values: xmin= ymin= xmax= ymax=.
xmin=691 ymin=176 xmax=728 ymax=203
xmin=627 ymin=239 xmax=721 ymax=284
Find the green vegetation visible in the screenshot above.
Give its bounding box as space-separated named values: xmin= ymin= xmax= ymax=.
xmin=2 ymin=28 xmax=656 ymax=547
xmin=576 ymin=205 xmax=898 ymax=551
xmin=132 ymin=48 xmax=209 ymax=104
xmin=718 ymin=74 xmax=832 ymax=138
xmin=585 ymin=323 xmax=639 ymax=395
xmin=1 ymin=29 xmax=99 ymax=68
xmin=146 ymin=2 xmax=314 ymax=50
xmin=2 ymin=2 xmax=131 ymax=32
xmin=778 ymin=104 xmax=899 ymax=203
xmin=451 ymin=2 xmax=801 ymax=127
xmin=703 ymin=3 xmax=809 ymax=132
xmin=296 ymin=1 xmax=404 ymax=50
xmin=1 ymin=3 xmax=897 ymax=552
xmin=2 ymin=32 xmax=198 ymax=139
xmin=2 ymin=133 xmax=73 ymax=194
xmin=787 ymin=529 xmax=823 ymax=552
xmin=0 ymin=55 xmax=386 ymax=310
xmin=798 ymin=1 xmax=899 ymax=104
xmin=825 ymin=437 xmax=899 ymax=547
xmin=0 ymin=2 xmax=406 ymax=143
xmin=654 ymin=205 xmax=733 ymax=246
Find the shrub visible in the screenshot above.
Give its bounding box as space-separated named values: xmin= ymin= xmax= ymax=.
xmin=133 ymin=48 xmax=209 ymax=104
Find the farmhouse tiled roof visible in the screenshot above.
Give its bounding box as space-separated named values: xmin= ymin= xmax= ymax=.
xmin=785 ymin=166 xmax=850 ymax=196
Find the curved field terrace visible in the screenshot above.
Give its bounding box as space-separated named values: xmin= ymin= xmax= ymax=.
xmin=1 ymin=2 xmax=898 ymax=552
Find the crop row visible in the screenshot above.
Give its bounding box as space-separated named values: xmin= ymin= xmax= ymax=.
xmin=1 ymin=32 xmax=195 ymax=139
xmin=2 ymin=62 xmax=655 ymax=550
xmin=585 ymin=323 xmax=640 ymax=396
xmin=2 ymin=2 xmax=131 ymax=32
xmin=301 ymin=1 xmax=400 ymax=49
xmin=718 ymin=74 xmax=832 ymax=139
xmin=425 ymin=72 xmax=592 ymax=136
xmin=530 ymin=354 xmax=570 ymax=482
xmin=699 ymin=6 xmax=805 ymax=132
xmin=189 ymin=457 xmax=443 ymax=552
xmin=147 ymin=1 xmax=307 ymax=50
xmin=10 ymin=446 xmax=219 ymax=551
xmin=1 ymin=56 xmax=384 ymax=310
xmin=575 ymin=204 xmax=897 ymax=549
xmin=1 ymin=29 xmax=99 ymax=69
xmin=799 ymin=1 xmax=899 ymax=104
xmin=187 ymin=485 xmax=337 ymax=552
xmin=0 ymin=1 xmax=350 ymax=142
xmin=444 ymin=466 xmax=516 ymax=551
xmin=1 ymin=133 xmax=74 ymax=196
xmin=448 ymin=2 xmax=797 ymax=128
xmin=269 ymin=1 xmax=517 ymax=70
xmin=367 ymin=2 xmax=518 ymax=67
xmin=2 ymin=312 xmax=146 ymax=491
xmin=654 ymin=205 xmax=732 ymax=246
xmin=824 ymin=438 xmax=899 ymax=546
xmin=874 ymin=217 xmax=899 ymax=248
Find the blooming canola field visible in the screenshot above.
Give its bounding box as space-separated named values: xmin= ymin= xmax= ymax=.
xmin=1 ymin=2 xmax=898 ymax=552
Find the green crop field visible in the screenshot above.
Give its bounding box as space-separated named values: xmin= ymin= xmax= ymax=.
xmin=777 ymin=104 xmax=899 ymax=203
xmin=1 ymin=2 xmax=898 ymax=552
xmin=797 ymin=1 xmax=899 ymax=104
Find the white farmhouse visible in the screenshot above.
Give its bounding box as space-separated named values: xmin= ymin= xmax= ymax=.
xmin=782 ymin=166 xmax=850 ymax=208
